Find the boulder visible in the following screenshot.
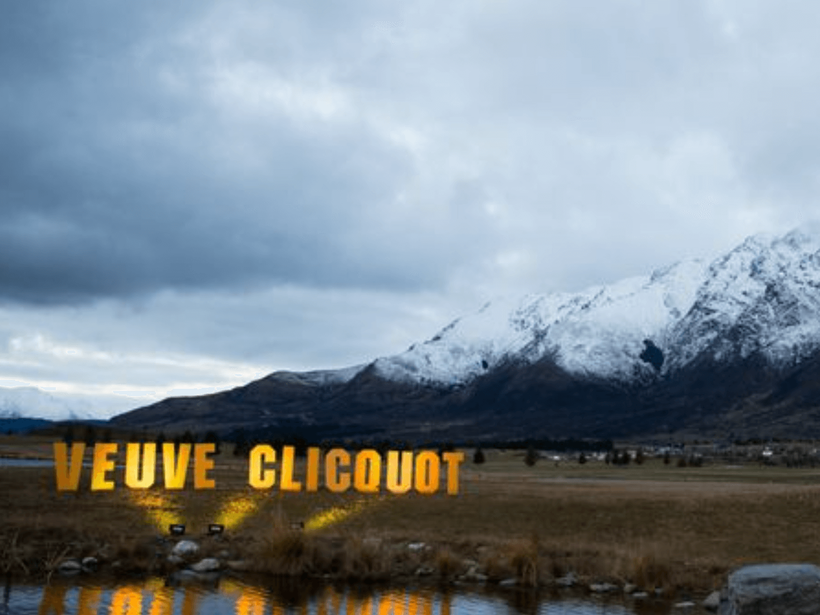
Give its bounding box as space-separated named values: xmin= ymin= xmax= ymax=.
xmin=703 ymin=590 xmax=721 ymax=611
xmin=57 ymin=560 xmax=82 ymax=575
xmin=556 ymin=572 xmax=577 ymax=588
xmin=589 ymin=582 xmax=618 ymax=593
xmin=171 ymin=540 xmax=199 ymax=559
xmin=720 ymin=564 xmax=820 ymax=615
xmin=190 ymin=558 xmax=221 ymax=573
xmin=167 ymin=554 xmax=185 ymax=567
xmin=460 ymin=567 xmax=488 ymax=583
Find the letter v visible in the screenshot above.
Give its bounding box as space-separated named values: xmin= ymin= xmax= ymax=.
xmin=53 ymin=442 xmax=86 ymax=491
xmin=163 ymin=443 xmax=191 ymax=489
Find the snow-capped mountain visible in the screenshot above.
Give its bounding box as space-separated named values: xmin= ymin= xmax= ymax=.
xmin=114 ymin=224 xmax=820 ymax=440
xmin=0 ymin=386 xmax=140 ymax=422
xmin=373 ymin=224 xmax=820 ymax=386
xmin=373 ymin=258 xmax=708 ymax=385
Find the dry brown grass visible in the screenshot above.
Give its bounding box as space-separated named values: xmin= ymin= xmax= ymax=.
xmin=6 ymin=444 xmax=820 ymax=595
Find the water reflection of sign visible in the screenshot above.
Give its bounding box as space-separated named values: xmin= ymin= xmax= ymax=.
xmin=37 ymin=581 xmax=450 ymax=615
xmin=52 ymin=443 xmax=465 ymax=495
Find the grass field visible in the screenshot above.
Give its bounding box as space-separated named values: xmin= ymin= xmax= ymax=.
xmin=4 ymin=436 xmax=820 ymax=600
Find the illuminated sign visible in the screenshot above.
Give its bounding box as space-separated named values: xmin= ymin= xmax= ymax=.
xmin=52 ymin=443 xmax=465 ymax=495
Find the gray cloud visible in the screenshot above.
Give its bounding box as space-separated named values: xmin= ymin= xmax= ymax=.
xmin=2 ymin=0 xmax=820 ymax=401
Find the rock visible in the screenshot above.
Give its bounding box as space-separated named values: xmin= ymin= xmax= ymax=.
xmin=81 ymin=557 xmax=99 ymax=572
xmin=57 ymin=560 xmax=82 ymax=574
xmin=703 ymin=590 xmax=721 ymax=611
xmin=673 ymin=602 xmax=696 ymax=612
xmin=169 ymin=569 xmax=221 ymax=586
xmin=460 ymin=568 xmax=488 ymax=583
xmin=225 ymin=560 xmax=251 ymax=572
xmin=174 ymin=570 xmax=200 ymax=583
xmin=407 ymin=542 xmax=426 ymax=552
xmin=499 ymin=578 xmax=518 ymax=587
xmin=415 ymin=566 xmax=434 ymax=577
xmin=190 ymin=558 xmax=220 ymax=573
xmin=589 ymin=582 xmax=618 ymax=593
xmin=632 ymin=592 xmax=650 ymax=600
xmin=167 ymin=554 xmax=185 ymax=567
xmin=719 ymin=564 xmax=820 ymax=615
xmin=171 ymin=540 xmax=199 ymax=559
xmin=623 ymin=583 xmax=638 ymax=594
xmin=556 ymin=572 xmax=577 ymax=588
xmin=167 ymin=570 xmax=199 ymax=587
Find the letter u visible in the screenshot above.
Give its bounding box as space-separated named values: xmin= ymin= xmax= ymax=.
xmin=385 ymin=451 xmax=413 ymax=494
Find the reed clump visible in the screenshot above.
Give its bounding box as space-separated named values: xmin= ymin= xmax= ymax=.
xmin=253 ymin=529 xmax=318 ymax=576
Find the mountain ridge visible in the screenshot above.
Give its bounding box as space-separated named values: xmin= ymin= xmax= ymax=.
xmin=113 ymin=224 xmax=820 ymax=441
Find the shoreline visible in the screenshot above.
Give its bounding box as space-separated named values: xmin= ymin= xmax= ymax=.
xmin=5 ymin=531 xmax=719 ymax=611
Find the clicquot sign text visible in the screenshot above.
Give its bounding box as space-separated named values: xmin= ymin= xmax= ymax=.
xmin=53 ymin=443 xmax=465 ymax=495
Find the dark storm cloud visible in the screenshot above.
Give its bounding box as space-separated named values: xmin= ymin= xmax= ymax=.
xmin=7 ymin=0 xmax=820 ymax=308
xmin=0 ymin=0 xmax=466 ymax=304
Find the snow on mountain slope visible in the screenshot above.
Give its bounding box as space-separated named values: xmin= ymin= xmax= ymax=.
xmin=0 ymin=387 xmax=140 ymax=421
xmin=373 ymin=224 xmax=820 ymax=386
xmin=374 ymin=257 xmax=709 ymax=385
xmin=669 ymin=225 xmax=820 ymax=369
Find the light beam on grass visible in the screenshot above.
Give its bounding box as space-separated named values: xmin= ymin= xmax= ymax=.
xmin=303 ymin=498 xmax=376 ymax=533
xmin=126 ymin=490 xmax=183 ymax=532
xmin=212 ymin=491 xmax=266 ymax=531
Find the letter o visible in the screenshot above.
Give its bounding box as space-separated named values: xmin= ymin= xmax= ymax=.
xmin=414 ymin=451 xmax=440 ymax=494
xmin=354 ymin=450 xmax=381 ymax=493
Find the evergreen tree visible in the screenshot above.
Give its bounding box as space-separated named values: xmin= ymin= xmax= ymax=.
xmin=83 ymin=425 xmax=97 ymax=447
xmin=233 ymin=429 xmax=249 ymax=457
xmin=524 ymin=446 xmax=539 ymax=467
xmin=204 ymin=430 xmax=221 ymax=454
xmin=473 ymin=447 xmax=486 ymax=464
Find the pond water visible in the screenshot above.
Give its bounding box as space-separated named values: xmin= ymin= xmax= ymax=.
xmin=0 ymin=576 xmax=681 ymax=615
xmin=0 ymin=457 xmax=56 ymax=468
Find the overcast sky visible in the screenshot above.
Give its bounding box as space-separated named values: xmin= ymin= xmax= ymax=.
xmin=2 ymin=0 xmax=819 ymax=412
